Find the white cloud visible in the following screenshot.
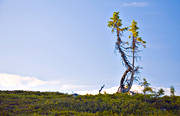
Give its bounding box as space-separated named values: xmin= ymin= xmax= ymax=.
xmin=0 ymin=73 xmax=88 ymax=93
xmin=152 ymin=86 xmax=171 ymax=96
xmin=60 ymin=84 xmax=89 ymax=91
xmin=122 ymin=2 xmax=148 ymax=7
xmin=75 ymin=85 xmax=143 ymax=95
xmin=0 ymin=73 xmax=60 ymax=90
xmin=75 ymin=85 xmax=172 ymax=96
xmin=0 ymin=73 xmax=176 ymax=96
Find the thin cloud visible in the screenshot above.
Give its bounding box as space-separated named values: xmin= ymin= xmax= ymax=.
xmin=122 ymin=2 xmax=148 ymax=7
xmin=0 ymin=73 xmax=88 ymax=92
xmin=60 ymin=84 xmax=89 ymax=91
xmin=0 ymin=73 xmax=60 ymax=90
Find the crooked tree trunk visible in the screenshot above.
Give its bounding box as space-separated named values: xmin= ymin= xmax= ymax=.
xmin=127 ymin=36 xmax=136 ymax=93
xmin=116 ymin=31 xmax=136 ymax=93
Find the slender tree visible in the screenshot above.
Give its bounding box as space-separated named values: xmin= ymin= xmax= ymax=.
xmin=141 ymin=78 xmax=153 ymax=95
xmin=99 ymin=84 xmax=105 ymax=94
xmin=157 ymin=88 xmax=165 ymax=97
xmin=170 ymin=86 xmax=175 ymax=96
xmin=108 ymin=12 xmax=146 ymax=93
xmin=127 ymin=20 xmax=146 ymax=92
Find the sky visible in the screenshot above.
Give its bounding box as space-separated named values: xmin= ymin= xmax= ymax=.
xmin=0 ymin=0 xmax=180 ymax=95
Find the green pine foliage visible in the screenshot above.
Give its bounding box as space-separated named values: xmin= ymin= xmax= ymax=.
xmin=170 ymin=86 xmax=175 ymax=96
xmin=0 ymin=90 xmax=180 ymax=116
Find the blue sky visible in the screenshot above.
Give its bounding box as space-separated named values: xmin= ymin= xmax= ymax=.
xmin=0 ymin=0 xmax=180 ymax=95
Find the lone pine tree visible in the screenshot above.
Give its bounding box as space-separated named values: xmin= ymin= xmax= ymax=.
xmin=170 ymin=86 xmax=175 ymax=96
xmin=108 ymin=12 xmax=146 ymax=93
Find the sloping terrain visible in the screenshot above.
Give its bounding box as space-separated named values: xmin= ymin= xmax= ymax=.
xmin=0 ymin=90 xmax=180 ymax=116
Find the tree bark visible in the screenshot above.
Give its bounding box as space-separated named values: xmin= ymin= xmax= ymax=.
xmin=116 ymin=30 xmax=136 ymax=93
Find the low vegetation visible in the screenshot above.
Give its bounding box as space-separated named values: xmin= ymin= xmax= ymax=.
xmin=0 ymin=90 xmax=180 ymax=116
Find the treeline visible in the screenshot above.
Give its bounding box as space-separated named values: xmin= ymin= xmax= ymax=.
xmin=0 ymin=90 xmax=180 ymax=116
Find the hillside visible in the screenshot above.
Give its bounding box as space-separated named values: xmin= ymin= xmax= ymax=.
xmin=0 ymin=90 xmax=180 ymax=116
